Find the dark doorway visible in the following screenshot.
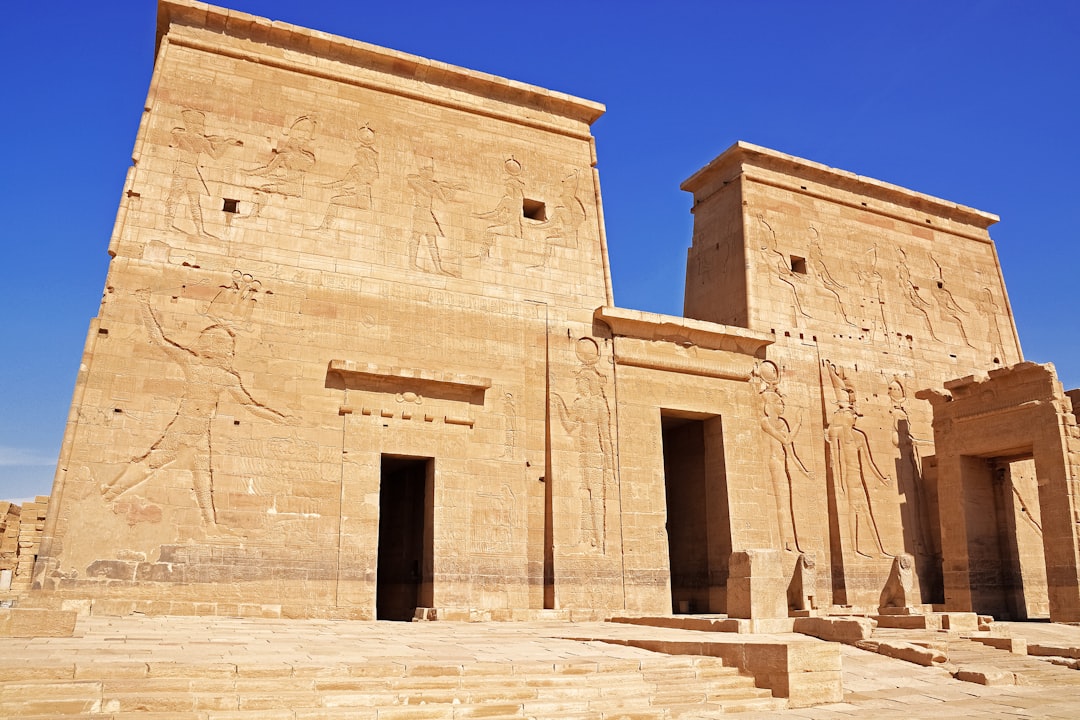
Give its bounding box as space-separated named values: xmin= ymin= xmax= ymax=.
xmin=960 ymin=454 xmax=1046 ymax=620
xmin=661 ymin=413 xmax=728 ymax=614
xmin=376 ymin=455 xmax=433 ymax=621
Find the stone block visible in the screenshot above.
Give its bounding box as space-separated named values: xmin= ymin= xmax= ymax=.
xmin=972 ymin=636 xmax=1027 ymax=654
xmin=855 ymin=639 xmax=947 ymax=666
xmin=1028 ymin=643 xmax=1080 ymax=659
xmin=727 ymin=549 xmax=787 ymax=620
xmin=793 ymin=615 xmax=876 ymax=643
xmin=0 ymin=607 xmax=77 ymax=637
xmin=954 ymin=667 xmax=1017 ymax=685
xmin=940 ymin=612 xmax=979 ymax=632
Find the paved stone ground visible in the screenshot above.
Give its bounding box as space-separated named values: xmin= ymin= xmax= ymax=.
xmin=2 ymin=615 xmax=1080 ymax=717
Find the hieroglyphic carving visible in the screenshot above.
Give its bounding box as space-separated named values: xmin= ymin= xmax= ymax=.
xmin=249 ymin=115 xmax=317 ymax=197
xmin=975 ymin=287 xmax=1006 ymax=362
xmin=113 ymin=497 xmax=164 ymax=528
xmin=1065 ymin=417 xmax=1080 ymax=525
xmin=930 ymin=255 xmax=974 ymax=348
xmin=220 ymin=431 xmax=323 ymax=485
xmin=407 ymin=159 xmax=465 ymax=276
xmin=531 ymin=169 xmax=587 ymax=268
xmin=313 ymin=124 xmax=379 ymax=231
xmin=823 ymin=361 xmax=892 ymax=559
xmin=473 ymin=157 xmax=525 ymax=258
xmin=502 ymin=392 xmax=518 ymax=459
xmin=472 ymin=484 xmax=514 ymax=554
xmin=207 ymin=270 xmax=266 ymax=326
xmin=99 ymin=291 xmax=292 ymax=525
xmin=807 ymin=226 xmax=855 ymax=325
xmin=888 ymin=378 xmax=933 ymax=557
xmin=553 ymin=337 xmax=614 ymax=552
xmin=165 ymin=109 xmax=243 ymax=238
xmin=896 ymin=247 xmax=939 ymax=342
xmin=753 ymin=361 xmax=811 ymax=553
xmin=758 ymin=215 xmax=809 ymax=320
xmin=858 ymin=245 xmax=890 ymax=344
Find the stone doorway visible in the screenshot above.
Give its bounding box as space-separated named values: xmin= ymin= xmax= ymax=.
xmin=661 ymin=413 xmax=731 ymax=614
xmin=955 ymin=454 xmax=1048 ymax=620
xmin=376 ymin=455 xmax=434 ymax=621
xmin=919 ymin=363 xmax=1080 ymax=623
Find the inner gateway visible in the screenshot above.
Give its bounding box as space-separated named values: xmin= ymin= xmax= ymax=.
xmin=661 ymin=413 xmax=730 ymax=614
xmin=376 ymin=455 xmax=434 ymax=621
xmin=962 ymin=454 xmax=1049 ymax=620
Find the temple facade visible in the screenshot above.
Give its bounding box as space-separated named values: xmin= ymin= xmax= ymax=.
xmin=24 ymin=0 xmax=1080 ymax=623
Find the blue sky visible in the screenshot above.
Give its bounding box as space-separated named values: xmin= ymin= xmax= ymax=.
xmin=1 ymin=1 xmax=1077 ymax=502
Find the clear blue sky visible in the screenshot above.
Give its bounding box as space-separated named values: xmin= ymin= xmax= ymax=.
xmin=1 ymin=1 xmax=1077 ymax=502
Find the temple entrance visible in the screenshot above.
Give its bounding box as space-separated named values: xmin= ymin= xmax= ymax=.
xmin=960 ymin=454 xmax=1048 ymax=620
xmin=921 ymin=364 xmax=1080 ymax=623
xmin=376 ymin=455 xmax=433 ymax=621
xmin=661 ymin=412 xmax=730 ymax=614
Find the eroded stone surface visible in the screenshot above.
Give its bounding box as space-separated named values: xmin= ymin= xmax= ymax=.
xmin=14 ymin=0 xmax=1077 ymax=638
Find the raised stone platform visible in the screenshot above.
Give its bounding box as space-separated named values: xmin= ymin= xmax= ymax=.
xmin=4 ymin=615 xmax=1080 ymax=718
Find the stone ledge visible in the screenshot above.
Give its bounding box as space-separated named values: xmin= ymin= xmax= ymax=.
xmin=591 ymin=635 xmax=842 ymax=708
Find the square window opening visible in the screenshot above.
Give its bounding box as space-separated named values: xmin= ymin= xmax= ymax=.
xmin=523 ymin=198 xmax=547 ymax=221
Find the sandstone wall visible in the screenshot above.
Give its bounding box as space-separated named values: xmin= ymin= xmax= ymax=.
xmin=34 ymin=0 xmax=620 ymax=618
xmin=681 ymin=143 xmax=1024 ymax=610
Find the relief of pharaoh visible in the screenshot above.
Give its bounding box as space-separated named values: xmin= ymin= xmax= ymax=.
xmin=100 ymin=290 xmax=292 ymax=525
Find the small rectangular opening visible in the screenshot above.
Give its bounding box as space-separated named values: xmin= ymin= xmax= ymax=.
xmin=522 ymin=198 xmax=547 ymax=221
xmin=222 ymin=198 xmax=239 ymax=213
xmin=790 ymin=256 xmax=807 ymax=274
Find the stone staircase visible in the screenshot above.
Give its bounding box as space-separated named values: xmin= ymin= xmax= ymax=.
xmin=0 ymin=654 xmax=783 ymax=719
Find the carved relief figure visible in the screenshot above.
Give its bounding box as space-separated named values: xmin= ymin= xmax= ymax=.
xmin=473 ymin=157 xmax=525 ymax=258
xmin=100 ymin=291 xmax=291 ymax=525
xmin=407 ymin=159 xmax=465 ymax=276
xmin=754 ymin=361 xmax=811 ymax=553
xmin=807 ymin=226 xmax=855 ymax=325
xmin=758 ymin=215 xmax=809 ymax=320
xmin=888 ymin=378 xmax=933 ymax=557
xmin=553 ymin=338 xmax=614 ymax=552
xmin=930 ymin=256 xmax=974 ymax=348
xmin=472 ymin=484 xmax=514 ymax=554
xmin=165 ymin=109 xmax=243 ymax=238
xmin=250 ymin=115 xmax=316 ymax=197
xmin=975 ymin=287 xmax=1006 ymax=362
xmin=896 ymin=247 xmax=940 ymax=342
xmin=531 ymin=170 xmax=588 ymax=268
xmin=824 ymin=361 xmax=892 ymax=558
xmin=313 ymin=124 xmax=379 ymax=231
xmin=858 ymin=245 xmax=890 ymax=344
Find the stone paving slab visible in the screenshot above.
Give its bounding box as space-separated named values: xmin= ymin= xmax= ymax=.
xmin=3 ymin=615 xmax=1080 ymax=717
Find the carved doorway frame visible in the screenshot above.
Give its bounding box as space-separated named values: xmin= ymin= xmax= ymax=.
xmin=919 ymin=363 xmax=1080 ymax=622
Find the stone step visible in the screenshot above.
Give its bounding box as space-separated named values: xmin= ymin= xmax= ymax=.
xmin=670 ymin=695 xmax=788 ymax=718
xmin=944 ymin=636 xmax=1080 ymax=685
xmin=0 ymin=679 xmax=103 ymax=716
xmin=0 ymin=653 xmax=777 ymax=719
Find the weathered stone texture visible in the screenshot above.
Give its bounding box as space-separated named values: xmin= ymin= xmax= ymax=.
xmin=20 ymin=0 xmax=1079 ymax=627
